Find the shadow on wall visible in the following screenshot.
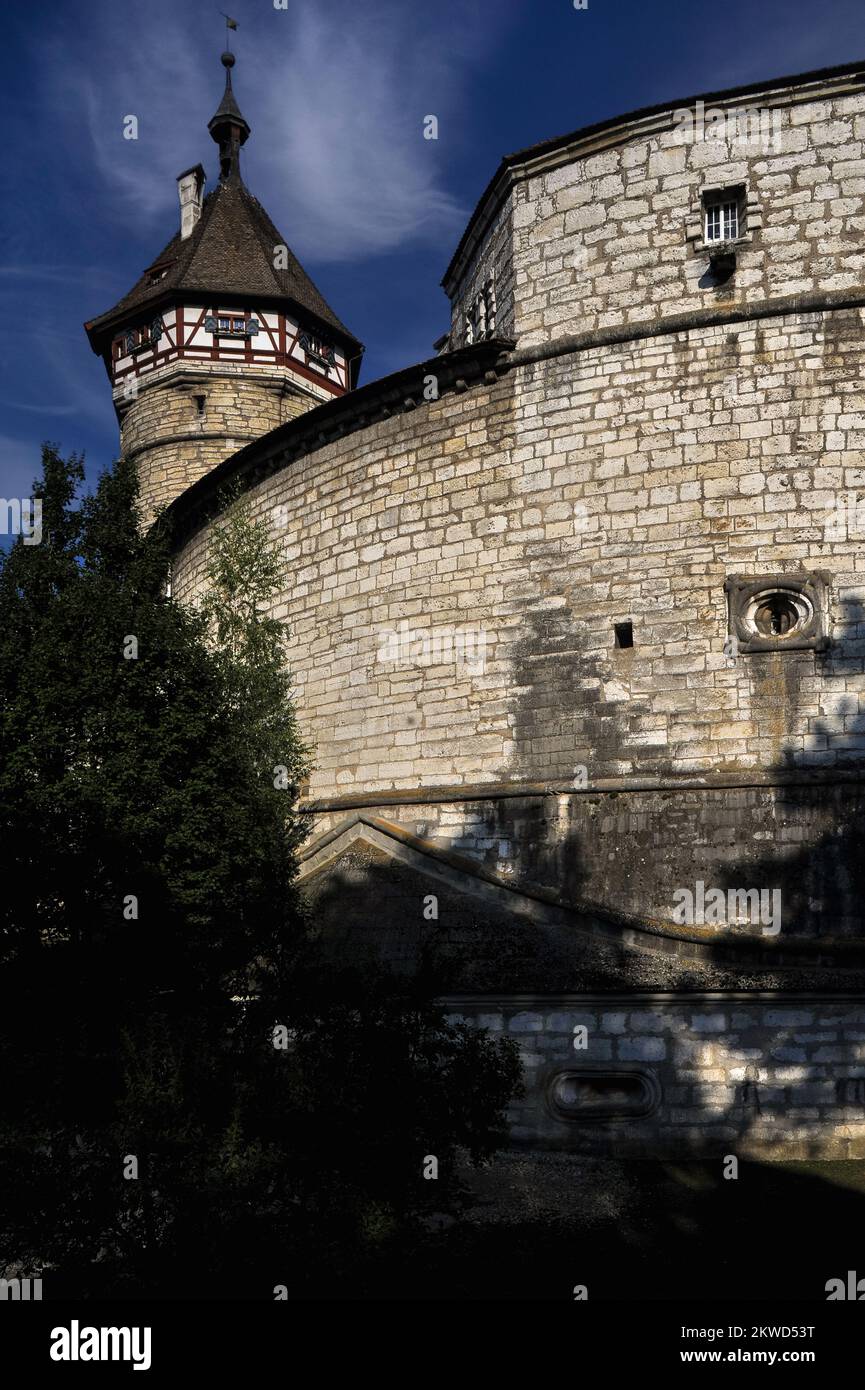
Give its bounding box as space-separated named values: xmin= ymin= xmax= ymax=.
xmin=468 ymin=588 xmax=865 ymax=950
xmin=302 ymin=595 xmax=865 ymax=989
xmin=300 ymin=586 xmax=865 ymax=1160
xmin=477 ymin=590 xmax=865 ymax=1158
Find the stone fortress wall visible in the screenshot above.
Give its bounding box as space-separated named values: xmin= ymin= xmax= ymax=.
xmin=455 ymin=995 xmax=865 ymax=1159
xmin=445 ymin=64 xmax=865 ymax=344
xmin=166 ymin=63 xmax=865 ymax=1151
xmin=170 ymin=306 xmax=865 ymax=940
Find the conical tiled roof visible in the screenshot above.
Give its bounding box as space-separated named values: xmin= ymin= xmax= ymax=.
xmin=86 ymin=49 xmax=361 ymax=354
xmin=86 ymin=176 xmax=359 ymax=346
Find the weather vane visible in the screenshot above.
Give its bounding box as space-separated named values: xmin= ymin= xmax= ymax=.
xmin=220 ymin=13 xmax=238 ymax=51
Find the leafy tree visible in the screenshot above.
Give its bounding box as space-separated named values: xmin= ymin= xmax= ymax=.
xmin=0 ymin=447 xmax=520 ymax=1297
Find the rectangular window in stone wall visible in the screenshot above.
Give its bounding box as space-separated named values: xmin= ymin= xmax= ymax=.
xmin=686 ymin=184 xmax=761 ymax=258
xmin=703 ymin=188 xmax=743 ymax=242
xmin=465 ymin=277 xmax=496 ymax=345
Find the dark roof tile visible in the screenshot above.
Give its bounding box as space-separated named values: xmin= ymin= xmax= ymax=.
xmin=86 ymin=174 xmax=360 ymax=349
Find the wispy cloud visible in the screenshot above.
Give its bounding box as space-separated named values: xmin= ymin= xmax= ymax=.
xmin=30 ymin=2 xmax=213 ymax=238
xmin=40 ymin=0 xmax=493 ymax=262
xmin=252 ymin=5 xmax=469 ymax=261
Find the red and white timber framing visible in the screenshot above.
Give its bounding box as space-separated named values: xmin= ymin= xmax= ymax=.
xmin=110 ymin=304 xmax=351 ymax=398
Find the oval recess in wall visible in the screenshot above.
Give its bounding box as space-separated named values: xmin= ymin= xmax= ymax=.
xmin=546 ymin=1068 xmax=661 ymax=1122
xmin=725 ymin=572 xmax=831 ymax=653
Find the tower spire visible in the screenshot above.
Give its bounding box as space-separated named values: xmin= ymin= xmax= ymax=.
xmin=208 ymin=45 xmax=250 ymax=182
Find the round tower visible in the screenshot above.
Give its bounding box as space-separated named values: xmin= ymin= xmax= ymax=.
xmin=84 ymin=50 xmax=363 ymax=524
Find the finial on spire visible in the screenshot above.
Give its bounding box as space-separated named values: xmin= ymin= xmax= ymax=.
xmin=208 ymin=24 xmax=250 ymax=183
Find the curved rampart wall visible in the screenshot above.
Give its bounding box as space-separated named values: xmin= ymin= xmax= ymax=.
xmin=170 ymin=302 xmax=865 ymax=941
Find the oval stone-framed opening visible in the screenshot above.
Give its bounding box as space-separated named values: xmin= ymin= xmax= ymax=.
xmin=546 ymin=1068 xmax=661 ymax=1122
xmin=725 ymin=572 xmax=830 ymax=654
xmin=742 ymin=586 xmax=813 ymax=641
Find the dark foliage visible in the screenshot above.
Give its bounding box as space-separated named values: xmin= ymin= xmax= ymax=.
xmin=0 ymin=447 xmax=520 ymax=1298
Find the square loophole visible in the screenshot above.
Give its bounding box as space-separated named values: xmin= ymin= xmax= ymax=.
xmin=614 ymin=621 xmax=633 ymax=650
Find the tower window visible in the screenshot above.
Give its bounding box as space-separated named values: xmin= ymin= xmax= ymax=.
xmin=465 ymin=276 xmax=496 ymax=345
xmin=614 ymin=621 xmax=634 ymax=650
xmin=120 ymin=323 xmax=161 ymax=356
xmin=703 ymin=187 xmax=744 ymax=243
xmin=205 ymin=314 xmax=257 ymax=338
xmin=299 ymin=331 xmax=336 ymax=372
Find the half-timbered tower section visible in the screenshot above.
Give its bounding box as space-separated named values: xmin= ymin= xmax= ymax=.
xmin=84 ymin=50 xmax=362 ymax=522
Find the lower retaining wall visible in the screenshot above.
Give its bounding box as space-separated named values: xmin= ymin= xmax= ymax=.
xmin=445 ymin=993 xmax=865 ymax=1158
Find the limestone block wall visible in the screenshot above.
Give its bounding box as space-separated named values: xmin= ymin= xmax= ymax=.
xmin=168 ymin=302 xmax=865 ymax=936
xmin=516 ymin=89 xmax=865 ymax=345
xmin=171 ymin=307 xmax=865 ymax=793
xmin=446 ymin=68 xmax=865 ymax=350
xmin=120 ymin=363 xmax=319 ymax=521
xmin=446 ymin=994 xmax=865 ymax=1157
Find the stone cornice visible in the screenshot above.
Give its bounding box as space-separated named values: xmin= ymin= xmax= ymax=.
xmin=502 ymin=286 xmax=865 ymax=372
xmin=116 ymin=362 xmax=325 ymax=403
xmin=300 ymin=765 xmax=865 ymax=815
xmin=125 ymin=430 xmax=261 ymax=463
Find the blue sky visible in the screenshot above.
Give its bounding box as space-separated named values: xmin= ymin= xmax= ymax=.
xmin=2 ymin=0 xmax=865 ymax=509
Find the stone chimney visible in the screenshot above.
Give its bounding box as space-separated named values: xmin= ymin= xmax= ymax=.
xmin=177 ymin=164 xmax=205 ymax=240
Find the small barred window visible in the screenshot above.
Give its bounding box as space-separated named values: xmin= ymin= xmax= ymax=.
xmin=703 ymin=187 xmax=744 ymax=243
xmin=465 ymin=277 xmax=496 ymax=345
